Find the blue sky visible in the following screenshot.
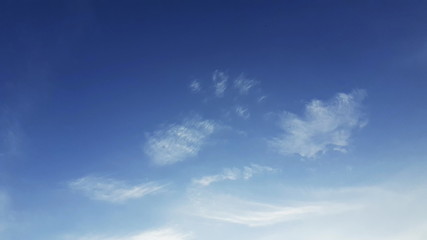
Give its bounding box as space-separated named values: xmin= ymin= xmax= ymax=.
xmin=1 ymin=1 xmax=427 ymax=239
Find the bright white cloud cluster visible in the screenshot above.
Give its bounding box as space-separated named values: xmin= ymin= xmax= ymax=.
xmin=69 ymin=176 xmax=165 ymax=203
xmin=271 ymin=89 xmax=367 ymax=158
xmin=189 ymin=80 xmax=201 ymax=93
xmin=212 ymin=70 xmax=228 ymax=97
xmin=233 ymin=75 xmax=258 ymax=95
xmin=71 ymin=228 xmax=192 ymax=240
xmin=193 ymin=164 xmax=276 ymax=187
xmin=144 ymin=117 xmax=216 ymax=165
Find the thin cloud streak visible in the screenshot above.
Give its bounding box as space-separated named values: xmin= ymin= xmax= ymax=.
xmin=183 ymin=174 xmax=427 ymax=239
xmin=69 ymin=176 xmax=165 ymax=203
xmin=259 ymin=184 xmax=427 ymax=240
xmin=144 ymin=116 xmax=216 ymax=165
xmin=193 ymin=164 xmax=276 ymax=187
xmin=187 ymin=194 xmax=357 ymax=227
xmin=270 ymin=89 xmax=367 ymax=158
xmin=70 ymin=228 xmax=192 ymax=240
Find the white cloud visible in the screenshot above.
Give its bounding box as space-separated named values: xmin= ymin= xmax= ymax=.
xmin=189 ymin=80 xmax=201 ymax=93
xmin=183 ymin=177 xmax=427 ymax=239
xmin=193 ymin=164 xmax=276 ymax=187
xmin=144 ymin=116 xmax=216 ymax=165
xmin=233 ymin=75 xmax=258 ymax=95
xmin=71 ymin=228 xmax=192 ymax=240
xmin=257 ymin=184 xmax=427 ymax=240
xmin=69 ymin=176 xmax=165 ymax=203
xmin=212 ymin=70 xmax=228 ymax=97
xmin=235 ymin=106 xmax=250 ymax=119
xmin=187 ymin=193 xmax=356 ymax=227
xmin=270 ymin=89 xmax=367 ymax=158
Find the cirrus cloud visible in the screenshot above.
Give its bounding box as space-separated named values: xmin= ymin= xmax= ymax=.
xmin=144 ymin=116 xmax=217 ymax=165
xmin=193 ymin=164 xmax=277 ymax=187
xmin=69 ymin=228 xmax=192 ymax=240
xmin=212 ymin=70 xmax=228 ymax=97
xmin=270 ymin=89 xmax=367 ymax=158
xmin=69 ymin=176 xmax=166 ymax=203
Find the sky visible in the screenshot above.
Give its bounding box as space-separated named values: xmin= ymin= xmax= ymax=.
xmin=1 ymin=1 xmax=427 ymax=239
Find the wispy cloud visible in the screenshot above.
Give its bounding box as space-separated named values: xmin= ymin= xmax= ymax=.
xmin=189 ymin=80 xmax=201 ymax=93
xmin=188 ymin=194 xmax=356 ymax=227
xmin=193 ymin=164 xmax=277 ymax=187
xmin=270 ymin=89 xmax=367 ymax=158
xmin=212 ymin=70 xmax=228 ymax=97
xmin=144 ymin=116 xmax=216 ymax=165
xmin=70 ymin=228 xmax=192 ymax=240
xmin=69 ymin=176 xmax=165 ymax=203
xmin=257 ymin=95 xmax=267 ymax=103
xmin=186 ymin=174 xmax=427 ymax=235
xmin=233 ymin=74 xmax=258 ymax=95
xmin=257 ymin=183 xmax=427 ymax=240
xmin=235 ymin=106 xmax=250 ymax=119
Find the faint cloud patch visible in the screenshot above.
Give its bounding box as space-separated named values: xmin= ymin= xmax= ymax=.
xmin=189 ymin=80 xmax=201 ymax=93
xmin=69 ymin=176 xmax=165 ymax=203
xmin=233 ymin=74 xmax=258 ymax=95
xmin=257 ymin=95 xmax=267 ymax=103
xmin=270 ymin=89 xmax=367 ymax=158
xmin=193 ymin=164 xmax=277 ymax=187
xmin=259 ymin=182 xmax=427 ymax=240
xmin=187 ymin=193 xmax=356 ymax=227
xmin=68 ymin=228 xmax=192 ymax=240
xmin=182 ymin=179 xmax=427 ymax=239
xmin=235 ymin=106 xmax=250 ymax=119
xmin=212 ymin=70 xmax=228 ymax=97
xmin=144 ymin=116 xmax=217 ymax=165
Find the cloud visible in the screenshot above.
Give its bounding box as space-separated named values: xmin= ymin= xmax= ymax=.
xmin=187 ymin=193 xmax=356 ymax=227
xmin=235 ymin=106 xmax=250 ymax=119
xmin=212 ymin=70 xmax=228 ymax=97
xmin=189 ymin=80 xmax=201 ymax=93
xmin=233 ymin=74 xmax=258 ymax=95
xmin=144 ymin=116 xmax=216 ymax=165
xmin=183 ymin=175 xmax=427 ymax=239
xmin=70 ymin=228 xmax=192 ymax=240
xmin=193 ymin=164 xmax=277 ymax=187
xmin=69 ymin=176 xmax=165 ymax=203
xmin=257 ymin=184 xmax=427 ymax=240
xmin=270 ymin=89 xmax=367 ymax=158
xmin=257 ymin=95 xmax=267 ymax=103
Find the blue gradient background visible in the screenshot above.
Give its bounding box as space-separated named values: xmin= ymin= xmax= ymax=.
xmin=1 ymin=1 xmax=427 ymax=239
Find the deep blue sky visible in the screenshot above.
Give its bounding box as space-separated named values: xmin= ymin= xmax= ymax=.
xmin=1 ymin=1 xmax=427 ymax=240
